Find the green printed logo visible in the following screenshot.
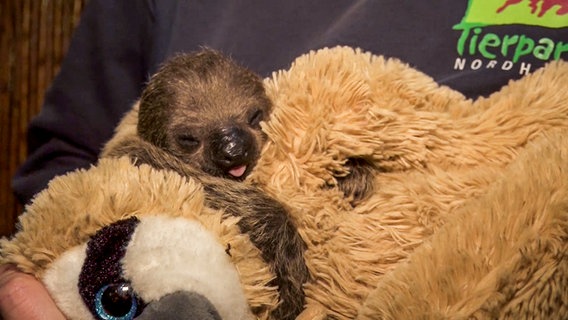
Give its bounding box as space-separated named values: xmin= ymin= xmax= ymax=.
xmin=457 ymin=0 xmax=568 ymax=28
xmin=452 ymin=0 xmax=567 ymax=74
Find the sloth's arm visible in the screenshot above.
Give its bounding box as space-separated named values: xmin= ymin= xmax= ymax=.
xmin=203 ymin=182 xmax=308 ymax=320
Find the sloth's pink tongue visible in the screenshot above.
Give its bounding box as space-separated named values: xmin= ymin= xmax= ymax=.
xmin=228 ymin=165 xmax=247 ymax=178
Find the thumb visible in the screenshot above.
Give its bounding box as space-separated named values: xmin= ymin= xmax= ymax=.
xmin=0 ymin=264 xmax=65 ymax=320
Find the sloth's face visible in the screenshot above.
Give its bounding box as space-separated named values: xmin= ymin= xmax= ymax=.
xmin=138 ymin=49 xmax=273 ymax=180
xmin=167 ymin=98 xmax=271 ymax=180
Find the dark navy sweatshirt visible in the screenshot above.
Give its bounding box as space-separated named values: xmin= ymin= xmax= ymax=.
xmin=13 ymin=0 xmax=568 ymax=204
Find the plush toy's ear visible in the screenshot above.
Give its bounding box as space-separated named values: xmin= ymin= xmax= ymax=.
xmin=0 ymin=157 xmax=279 ymax=320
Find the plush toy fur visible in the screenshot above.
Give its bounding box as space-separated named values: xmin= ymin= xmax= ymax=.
xmin=249 ymin=47 xmax=568 ymax=318
xmin=1 ymin=46 xmax=567 ymax=319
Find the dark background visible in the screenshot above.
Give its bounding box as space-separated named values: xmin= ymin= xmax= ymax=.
xmin=0 ymin=0 xmax=87 ymax=236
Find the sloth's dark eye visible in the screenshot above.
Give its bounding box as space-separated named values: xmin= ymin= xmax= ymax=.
xmin=176 ymin=134 xmax=200 ymax=152
xmin=95 ymin=283 xmax=140 ymax=320
xmin=248 ymin=109 xmax=264 ymax=129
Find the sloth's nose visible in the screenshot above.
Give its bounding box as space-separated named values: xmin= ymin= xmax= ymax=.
xmin=211 ymin=126 xmax=255 ymax=169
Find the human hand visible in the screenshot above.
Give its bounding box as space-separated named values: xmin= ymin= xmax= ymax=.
xmin=0 ymin=264 xmax=65 ymax=319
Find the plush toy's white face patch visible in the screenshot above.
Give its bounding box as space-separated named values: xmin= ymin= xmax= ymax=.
xmin=43 ymin=244 xmax=92 ymax=320
xmin=43 ymin=215 xmax=252 ymax=320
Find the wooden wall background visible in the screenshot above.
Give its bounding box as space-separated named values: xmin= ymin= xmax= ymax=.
xmin=1 ymin=0 xmax=87 ymax=237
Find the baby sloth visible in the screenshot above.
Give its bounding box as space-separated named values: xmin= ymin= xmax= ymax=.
xmin=105 ymin=49 xmax=308 ymax=320
xmin=106 ymin=48 xmax=375 ymax=318
xmin=137 ymin=49 xmax=271 ymax=181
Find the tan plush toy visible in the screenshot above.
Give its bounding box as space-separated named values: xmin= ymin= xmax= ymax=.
xmin=249 ymin=46 xmax=568 ymax=319
xmin=0 ymin=157 xmax=280 ymax=319
xmin=2 ymin=46 xmax=568 ymax=319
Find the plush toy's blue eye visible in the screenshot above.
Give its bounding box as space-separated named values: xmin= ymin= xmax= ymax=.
xmin=95 ymin=283 xmax=139 ymax=320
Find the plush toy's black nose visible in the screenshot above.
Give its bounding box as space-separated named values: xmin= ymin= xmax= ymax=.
xmin=135 ymin=291 xmax=222 ymax=320
xmin=210 ymin=126 xmax=255 ymax=170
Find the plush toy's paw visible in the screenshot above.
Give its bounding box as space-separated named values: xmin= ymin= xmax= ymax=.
xmin=43 ymin=215 xmax=253 ymax=320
